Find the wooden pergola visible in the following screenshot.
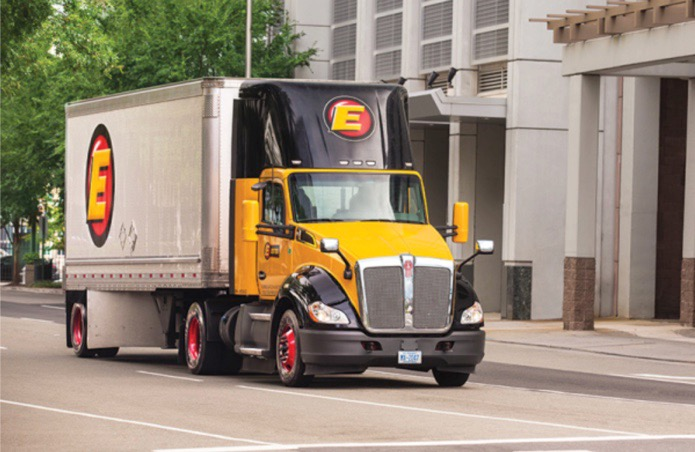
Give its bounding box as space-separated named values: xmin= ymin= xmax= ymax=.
xmin=532 ymin=0 xmax=695 ymax=44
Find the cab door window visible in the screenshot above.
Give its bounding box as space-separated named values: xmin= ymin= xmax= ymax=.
xmin=262 ymin=183 xmax=285 ymax=225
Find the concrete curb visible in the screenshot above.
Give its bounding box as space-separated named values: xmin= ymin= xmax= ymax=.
xmin=1 ymin=285 xmax=63 ymax=295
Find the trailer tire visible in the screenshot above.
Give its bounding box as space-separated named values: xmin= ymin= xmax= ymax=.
xmin=70 ymin=303 xmax=94 ymax=358
xmin=185 ymin=302 xmax=224 ymax=375
xmin=433 ymin=369 xmax=469 ymax=387
xmin=276 ymin=310 xmax=313 ymax=387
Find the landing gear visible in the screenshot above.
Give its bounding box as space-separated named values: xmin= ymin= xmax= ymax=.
xmin=276 ymin=310 xmax=313 ymax=387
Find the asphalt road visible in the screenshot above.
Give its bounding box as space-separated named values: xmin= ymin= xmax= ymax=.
xmin=2 ymin=289 xmax=695 ymax=451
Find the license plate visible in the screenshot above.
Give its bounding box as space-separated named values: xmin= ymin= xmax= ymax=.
xmin=398 ymin=350 xmax=422 ymax=365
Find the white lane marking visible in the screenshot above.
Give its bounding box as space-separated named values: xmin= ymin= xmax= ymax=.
xmin=20 ymin=317 xmax=55 ymax=324
xmin=154 ymin=434 xmax=695 ymax=452
xmin=635 ymin=373 xmax=695 ymax=381
xmin=611 ymin=374 xmax=695 ymax=386
xmin=365 ymin=370 xmax=695 ymax=408
xmin=41 ymin=304 xmax=63 ymax=310
xmin=237 ymin=385 xmax=646 ymax=437
xmin=0 ymin=399 xmax=276 ymax=446
xmin=137 ymin=371 xmax=203 ymax=382
xmin=0 ymin=346 xmax=7 ymax=350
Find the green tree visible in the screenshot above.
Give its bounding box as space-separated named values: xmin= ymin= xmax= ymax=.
xmin=107 ymin=0 xmax=315 ymax=91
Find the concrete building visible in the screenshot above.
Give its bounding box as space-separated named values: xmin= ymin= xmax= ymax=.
xmin=284 ymin=0 xmax=693 ymax=325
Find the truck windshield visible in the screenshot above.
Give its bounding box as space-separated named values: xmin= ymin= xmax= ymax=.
xmin=289 ymin=173 xmax=427 ymax=224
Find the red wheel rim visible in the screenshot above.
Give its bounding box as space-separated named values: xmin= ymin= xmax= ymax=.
xmin=188 ymin=316 xmax=201 ymax=362
xmin=72 ymin=307 xmax=83 ymax=347
xmin=278 ymin=323 xmax=296 ymax=374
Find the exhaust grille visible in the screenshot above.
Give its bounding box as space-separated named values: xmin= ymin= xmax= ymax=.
xmin=362 ymin=267 xmax=404 ymax=329
xmin=413 ymin=267 xmax=452 ymax=329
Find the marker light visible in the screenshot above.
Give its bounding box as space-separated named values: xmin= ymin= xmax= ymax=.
xmin=308 ymin=302 xmax=349 ymax=325
xmin=460 ymin=301 xmax=484 ymax=324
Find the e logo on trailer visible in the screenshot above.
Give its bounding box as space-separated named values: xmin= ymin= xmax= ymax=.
xmin=85 ymin=124 xmax=115 ymax=247
xmin=323 ymin=97 xmax=375 ymax=141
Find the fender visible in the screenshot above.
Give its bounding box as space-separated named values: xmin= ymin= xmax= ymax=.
xmin=453 ymin=272 xmax=482 ymax=330
xmin=272 ymin=266 xmax=361 ymax=335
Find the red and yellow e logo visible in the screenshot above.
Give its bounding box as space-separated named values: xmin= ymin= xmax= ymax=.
xmin=323 ymin=97 xmax=375 ymax=141
xmin=85 ymin=125 xmax=115 ymax=247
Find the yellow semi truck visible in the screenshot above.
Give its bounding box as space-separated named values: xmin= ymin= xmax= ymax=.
xmin=64 ymin=79 xmax=491 ymax=387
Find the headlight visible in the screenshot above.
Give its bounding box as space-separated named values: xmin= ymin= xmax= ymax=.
xmin=460 ymin=301 xmax=484 ymax=324
xmin=308 ymin=302 xmax=349 ymax=325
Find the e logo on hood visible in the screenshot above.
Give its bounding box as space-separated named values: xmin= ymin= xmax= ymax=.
xmin=323 ymin=96 xmax=375 ymax=141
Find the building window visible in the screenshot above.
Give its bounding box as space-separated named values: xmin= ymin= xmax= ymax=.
xmin=420 ymin=0 xmax=453 ymax=72
xmin=472 ymin=0 xmax=509 ymax=64
xmin=331 ymin=0 xmax=357 ymax=80
xmin=374 ymin=0 xmax=403 ymax=79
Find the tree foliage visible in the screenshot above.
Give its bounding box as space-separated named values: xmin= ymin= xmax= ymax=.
xmin=1 ymin=0 xmax=316 ymax=282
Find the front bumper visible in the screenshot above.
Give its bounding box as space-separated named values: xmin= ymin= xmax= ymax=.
xmin=299 ymin=328 xmax=485 ymax=374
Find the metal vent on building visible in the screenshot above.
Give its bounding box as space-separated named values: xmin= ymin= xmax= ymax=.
xmin=376 ymin=13 xmax=402 ymax=49
xmin=333 ymin=0 xmax=357 ymax=23
xmin=478 ymin=64 xmax=508 ymax=93
xmin=474 ymin=28 xmax=508 ymax=61
xmin=475 ymin=0 xmax=509 ymax=28
xmin=422 ymin=0 xmax=453 ymax=40
xmin=375 ymin=50 xmax=402 ymax=78
xmin=377 ymin=0 xmax=402 ymax=13
xmin=332 ymin=59 xmax=356 ymax=80
xmin=422 ymin=40 xmax=452 ymax=70
xmin=333 ymin=24 xmax=357 ymax=58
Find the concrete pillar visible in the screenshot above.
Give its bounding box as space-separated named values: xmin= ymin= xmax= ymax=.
xmin=682 ymin=80 xmax=695 ymax=327
xmin=618 ymin=77 xmax=660 ymax=319
xmin=450 ymin=0 xmax=475 ymax=97
xmin=563 ymin=75 xmax=601 ymax=330
xmin=448 ymin=122 xmax=477 ymax=263
xmin=401 ymin=0 xmax=424 ymax=91
xmin=355 ymin=0 xmax=374 ymax=81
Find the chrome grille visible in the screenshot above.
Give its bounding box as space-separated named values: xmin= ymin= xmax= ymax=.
xmin=362 ymin=267 xmax=404 ymax=329
xmin=413 ymin=267 xmax=452 ymax=329
xmin=358 ymin=256 xmax=454 ymax=333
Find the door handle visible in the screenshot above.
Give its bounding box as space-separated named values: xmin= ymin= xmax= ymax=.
xmin=258 ymin=271 xmax=266 ymax=280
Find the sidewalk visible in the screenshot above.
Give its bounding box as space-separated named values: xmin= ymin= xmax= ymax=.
xmin=0 ymin=282 xmax=63 ymax=295
xmin=484 ymin=314 xmax=695 ymax=364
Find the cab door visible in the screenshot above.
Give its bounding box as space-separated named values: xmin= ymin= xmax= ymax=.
xmin=257 ymin=182 xmax=293 ymax=299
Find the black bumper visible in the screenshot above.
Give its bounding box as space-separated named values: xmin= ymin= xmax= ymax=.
xmin=299 ymin=328 xmax=485 ymax=374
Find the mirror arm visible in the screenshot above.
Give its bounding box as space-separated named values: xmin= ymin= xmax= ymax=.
xmin=336 ymin=250 xmax=353 ymax=280
xmin=457 ymin=251 xmax=480 ymax=273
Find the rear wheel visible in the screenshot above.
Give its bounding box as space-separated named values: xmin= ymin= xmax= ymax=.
xmin=276 ymin=310 xmax=313 ymax=387
xmin=433 ymin=369 xmax=469 ymax=387
xmin=70 ymin=303 xmax=119 ymax=358
xmin=185 ymin=302 xmax=237 ymax=375
xmin=71 ymin=303 xmax=93 ymax=357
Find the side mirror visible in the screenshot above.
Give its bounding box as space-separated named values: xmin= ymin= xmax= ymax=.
xmin=320 ymin=238 xmax=340 ymax=253
xmin=476 ymin=240 xmax=494 ymax=255
xmin=452 ymin=202 xmax=469 ymax=244
xmin=319 ymin=238 xmax=352 ymax=279
xmin=242 ymin=200 xmax=259 ymax=242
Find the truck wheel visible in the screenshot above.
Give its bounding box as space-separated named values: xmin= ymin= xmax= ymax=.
xmin=70 ymin=303 xmax=94 ymax=357
xmin=276 ymin=310 xmax=313 ymax=387
xmin=433 ymin=369 xmax=469 ymax=387
xmin=185 ymin=302 xmax=224 ymax=375
xmin=94 ymin=347 xmax=119 ymax=358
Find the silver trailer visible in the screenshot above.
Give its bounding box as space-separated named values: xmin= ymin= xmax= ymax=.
xmin=65 ymin=78 xmax=243 ymax=350
xmin=65 ymin=78 xmax=243 ymax=292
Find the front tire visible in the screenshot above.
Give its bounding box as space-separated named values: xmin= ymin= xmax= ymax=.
xmin=433 ymin=369 xmax=469 ymax=387
xmin=276 ymin=310 xmax=313 ymax=387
